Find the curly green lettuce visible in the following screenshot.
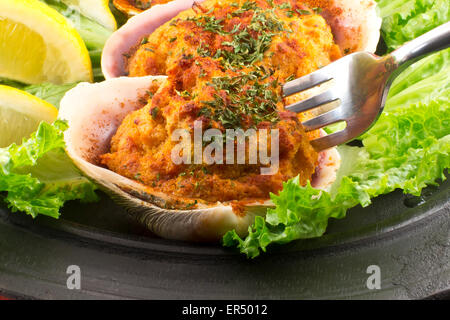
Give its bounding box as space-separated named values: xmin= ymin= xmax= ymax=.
xmin=223 ymin=178 xmax=360 ymax=258
xmin=0 ymin=121 xmax=98 ymax=218
xmin=376 ymin=0 xmax=449 ymax=50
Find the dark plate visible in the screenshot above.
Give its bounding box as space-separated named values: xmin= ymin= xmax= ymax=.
xmin=0 ymin=174 xmax=448 ymax=299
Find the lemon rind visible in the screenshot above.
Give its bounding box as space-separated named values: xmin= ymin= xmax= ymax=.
xmin=0 ymin=0 xmax=93 ymax=84
xmin=0 ymin=85 xmax=58 ymax=123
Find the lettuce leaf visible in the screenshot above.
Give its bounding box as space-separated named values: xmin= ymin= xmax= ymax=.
xmin=23 ymin=83 xmax=78 ymax=109
xmin=385 ymin=51 xmax=450 ymax=112
xmin=376 ymin=0 xmax=449 ymax=50
xmin=0 ymin=121 xmax=98 ymax=218
xmin=223 ymin=178 xmax=360 ymax=258
xmin=388 ymin=49 xmax=450 ymax=98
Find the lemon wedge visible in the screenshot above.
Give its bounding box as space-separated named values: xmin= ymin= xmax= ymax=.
xmin=61 ymin=0 xmax=117 ymax=30
xmin=0 ymin=85 xmax=58 ymax=147
xmin=0 ymin=0 xmax=92 ymax=85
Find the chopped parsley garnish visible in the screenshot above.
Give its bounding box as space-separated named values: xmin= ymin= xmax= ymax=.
xmin=134 ymin=173 xmax=143 ymax=182
xmin=197 ymin=42 xmax=211 ymax=57
xmin=296 ymin=9 xmax=311 ymax=15
xmin=219 ymin=10 xmax=286 ymax=68
xmin=313 ymin=7 xmax=323 ymax=14
xmin=175 ymin=89 xmax=192 ymax=98
xmin=185 ymin=200 xmax=198 ymax=209
xmin=166 ymin=1 xmax=306 ymax=131
xmin=231 ymin=0 xmax=258 ymax=16
xmin=183 ymin=1 xmax=287 ymax=69
xmin=277 ymin=2 xmax=292 ymax=10
xmin=285 ymin=74 xmax=296 ymax=81
xmin=200 ymin=68 xmax=281 ymax=129
xmin=141 ymin=37 xmax=149 ymax=45
xmin=185 ymin=15 xmax=227 ymax=35
xmin=151 ymin=107 xmax=159 ymax=119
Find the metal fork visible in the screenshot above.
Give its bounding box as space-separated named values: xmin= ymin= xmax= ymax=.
xmin=283 ymin=22 xmax=450 ymax=151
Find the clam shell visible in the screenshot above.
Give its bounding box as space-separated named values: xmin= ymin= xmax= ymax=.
xmin=59 ymin=76 xmax=340 ymax=241
xmin=102 ymin=0 xmax=381 ymax=79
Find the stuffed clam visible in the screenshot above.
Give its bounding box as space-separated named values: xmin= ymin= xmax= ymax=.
xmin=59 ymin=0 xmax=381 ymax=241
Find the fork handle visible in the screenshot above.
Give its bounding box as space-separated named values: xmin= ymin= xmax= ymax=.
xmin=390 ymin=22 xmax=450 ymax=73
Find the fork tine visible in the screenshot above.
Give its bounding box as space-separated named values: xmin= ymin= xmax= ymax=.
xmin=302 ymin=108 xmax=344 ymax=132
xmin=285 ymin=90 xmax=340 ymax=113
xmin=310 ymin=128 xmax=351 ymax=151
xmin=283 ymin=71 xmax=332 ymax=97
